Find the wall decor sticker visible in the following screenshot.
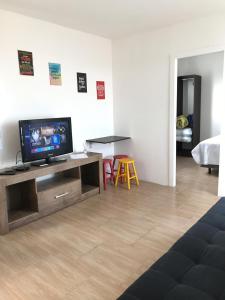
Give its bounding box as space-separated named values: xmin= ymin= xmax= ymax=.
xmin=96 ymin=81 xmax=105 ymax=100
xmin=49 ymin=63 xmax=62 ymax=85
xmin=18 ymin=50 xmax=34 ymax=76
xmin=77 ymin=72 xmax=87 ymax=93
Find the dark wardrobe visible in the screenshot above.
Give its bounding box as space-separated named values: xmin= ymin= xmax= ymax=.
xmin=177 ymin=75 xmax=201 ymax=156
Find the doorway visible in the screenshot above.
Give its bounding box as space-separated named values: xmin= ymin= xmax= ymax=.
xmin=169 ymin=47 xmax=225 ymax=196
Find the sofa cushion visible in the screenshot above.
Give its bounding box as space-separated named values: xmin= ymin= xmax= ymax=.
xmin=165 ymin=285 xmax=214 ymax=300
xmin=119 ymin=270 xmax=176 ymax=300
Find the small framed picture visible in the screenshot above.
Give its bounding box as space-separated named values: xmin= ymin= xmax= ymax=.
xmin=96 ymin=81 xmax=105 ymax=100
xmin=49 ymin=63 xmax=62 ymax=85
xmin=77 ymin=72 xmax=87 ymax=93
xmin=18 ymin=50 xmax=34 ymax=76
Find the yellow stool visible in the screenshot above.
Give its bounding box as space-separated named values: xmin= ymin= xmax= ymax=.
xmin=115 ymin=158 xmax=139 ymax=190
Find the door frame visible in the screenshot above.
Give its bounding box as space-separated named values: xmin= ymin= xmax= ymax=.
xmin=169 ymin=46 xmax=225 ymax=196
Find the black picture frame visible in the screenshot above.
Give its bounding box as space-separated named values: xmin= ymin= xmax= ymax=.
xmin=77 ymin=72 xmax=87 ymax=93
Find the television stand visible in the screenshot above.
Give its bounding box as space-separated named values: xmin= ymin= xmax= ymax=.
xmin=0 ymin=152 xmax=103 ymax=234
xmin=31 ymin=156 xmax=68 ymax=167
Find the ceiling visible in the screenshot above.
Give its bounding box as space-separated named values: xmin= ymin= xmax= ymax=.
xmin=0 ymin=0 xmax=225 ymax=39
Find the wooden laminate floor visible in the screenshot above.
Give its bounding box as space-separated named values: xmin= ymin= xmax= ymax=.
xmin=0 ymin=157 xmax=219 ymax=299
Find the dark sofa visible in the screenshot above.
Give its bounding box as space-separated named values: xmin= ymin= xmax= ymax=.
xmin=118 ymin=197 xmax=225 ymax=300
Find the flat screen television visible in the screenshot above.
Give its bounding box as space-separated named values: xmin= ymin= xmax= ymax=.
xmin=19 ymin=117 xmax=73 ymax=164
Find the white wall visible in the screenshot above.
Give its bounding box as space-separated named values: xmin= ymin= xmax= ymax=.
xmin=0 ymin=9 xmax=114 ymax=167
xmin=178 ymin=52 xmax=224 ymax=141
xmin=113 ymin=14 xmax=225 ymax=194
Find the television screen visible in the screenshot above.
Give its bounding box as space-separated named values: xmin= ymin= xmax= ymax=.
xmin=19 ymin=117 xmax=73 ymax=163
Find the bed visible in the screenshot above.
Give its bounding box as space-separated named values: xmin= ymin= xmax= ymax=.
xmin=191 ymin=135 xmax=220 ymax=173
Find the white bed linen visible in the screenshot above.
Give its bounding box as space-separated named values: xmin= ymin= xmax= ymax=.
xmin=191 ymin=135 xmax=221 ymax=165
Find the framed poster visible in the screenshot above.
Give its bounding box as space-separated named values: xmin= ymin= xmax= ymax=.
xmin=96 ymin=81 xmax=105 ymax=100
xmin=77 ymin=73 xmax=87 ymax=93
xmin=48 ymin=63 xmax=62 ymax=85
xmin=18 ymin=50 xmax=34 ymax=76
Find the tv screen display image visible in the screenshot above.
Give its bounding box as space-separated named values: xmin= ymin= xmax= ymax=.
xmin=19 ymin=118 xmax=73 ymax=163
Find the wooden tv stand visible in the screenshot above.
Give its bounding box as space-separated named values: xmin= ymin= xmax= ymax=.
xmin=0 ymin=152 xmax=103 ymax=234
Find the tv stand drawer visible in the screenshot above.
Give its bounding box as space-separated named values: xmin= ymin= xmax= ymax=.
xmin=38 ymin=179 xmax=81 ymax=213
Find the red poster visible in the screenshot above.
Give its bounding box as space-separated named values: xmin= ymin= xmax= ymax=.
xmin=96 ymin=81 xmax=105 ymax=100
xmin=18 ymin=50 xmax=34 ymax=76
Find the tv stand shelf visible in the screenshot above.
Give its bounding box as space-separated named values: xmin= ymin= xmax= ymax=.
xmin=37 ymin=176 xmax=80 ymax=193
xmin=0 ymin=152 xmax=102 ymax=234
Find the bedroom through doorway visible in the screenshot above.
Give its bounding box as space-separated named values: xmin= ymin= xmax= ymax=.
xmin=175 ymin=51 xmax=224 ymax=195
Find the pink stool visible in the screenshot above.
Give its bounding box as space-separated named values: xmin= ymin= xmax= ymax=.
xmin=103 ymin=158 xmax=114 ymax=190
